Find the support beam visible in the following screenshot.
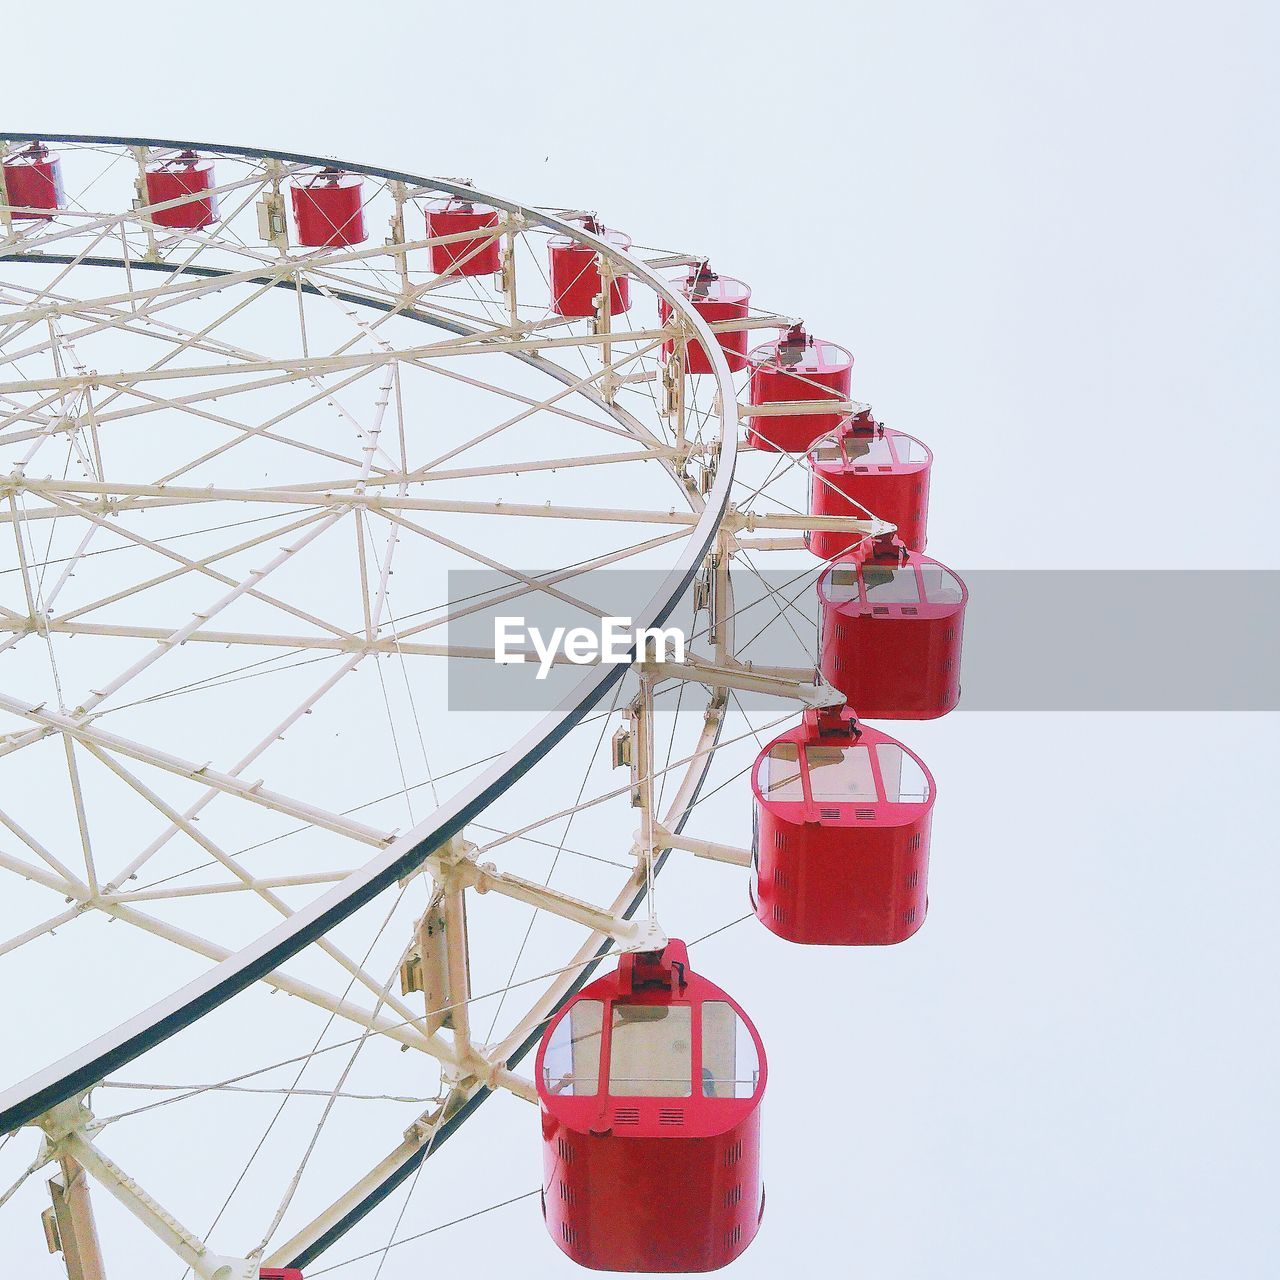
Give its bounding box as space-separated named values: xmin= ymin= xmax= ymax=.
xmin=722 ymin=508 xmax=893 ymax=536
xmin=0 ymin=617 xmax=546 ymax=660
xmin=730 ymin=536 xmax=808 ymax=552
xmin=43 ymin=1155 xmax=107 ymax=1280
xmin=738 ymin=398 xmax=859 ymax=417
xmin=642 ymin=656 xmax=844 ymax=707
xmin=262 ymin=1113 xmax=438 ymax=1269
xmin=654 ymin=827 xmax=752 ymax=868
xmin=460 ymin=858 xmax=661 ymax=950
xmin=2 ymin=476 xmax=705 ymax=528
xmin=39 ymin=1103 xmax=255 ymax=1280
xmin=0 ymin=690 xmax=395 ymax=847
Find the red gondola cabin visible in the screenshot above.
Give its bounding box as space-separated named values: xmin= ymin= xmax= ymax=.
xmin=752 ymin=706 xmax=935 ymax=945
xmin=424 ymin=196 xmax=502 ymax=276
xmin=808 ymin=410 xmax=932 ymax=559
xmin=747 ymin=324 xmax=853 ymax=452
xmin=143 ymin=150 xmax=219 ymax=230
xmin=659 ymin=262 xmax=751 ymax=374
xmin=290 ymin=169 xmax=366 ymax=248
xmin=818 ymin=538 xmax=967 ymax=719
xmin=3 ymin=142 xmax=64 ymax=219
xmin=548 ymin=217 xmax=631 ymax=317
xmin=536 ymin=940 xmax=765 ymax=1272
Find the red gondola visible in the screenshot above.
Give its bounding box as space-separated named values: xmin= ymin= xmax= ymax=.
xmin=536 ymin=940 xmax=765 ymax=1273
xmin=808 ymin=410 xmax=932 ymax=559
xmin=548 ymin=216 xmax=631 ymax=317
xmin=659 ymin=262 xmax=751 ymax=374
xmin=746 ymin=324 xmax=853 ymax=452
xmin=752 ymin=706 xmax=935 ymax=945
xmin=259 ymin=1271 xmax=303 ymax=1279
xmin=143 ymin=150 xmax=218 ymax=230
xmin=2 ymin=142 xmax=64 ymax=220
xmin=290 ymin=168 xmax=366 ymax=248
xmin=424 ymin=196 xmax=501 ymax=276
xmin=818 ymin=538 xmax=967 ymax=719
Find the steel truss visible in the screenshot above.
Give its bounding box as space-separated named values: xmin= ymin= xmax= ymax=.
xmin=0 ymin=134 xmax=882 ymax=1277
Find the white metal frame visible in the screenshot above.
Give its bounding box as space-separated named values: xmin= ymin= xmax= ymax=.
xmin=0 ymin=134 xmax=886 ymax=1277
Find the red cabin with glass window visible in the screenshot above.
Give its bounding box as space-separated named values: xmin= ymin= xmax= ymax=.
xmin=808 ymin=411 xmax=932 ymax=559
xmin=659 ymin=262 xmax=751 ymax=374
xmin=144 ymin=150 xmax=218 ymax=230
xmin=746 ymin=325 xmax=853 ymax=452
xmin=536 ymin=940 xmax=765 ymax=1273
xmin=548 ymin=217 xmax=631 ymax=317
xmin=752 ymin=706 xmax=935 ymax=945
xmin=290 ymin=168 xmax=366 ymax=248
xmin=3 ymin=142 xmax=64 ymax=219
xmin=424 ymin=196 xmax=502 ymax=276
xmin=818 ymin=538 xmax=967 ymax=719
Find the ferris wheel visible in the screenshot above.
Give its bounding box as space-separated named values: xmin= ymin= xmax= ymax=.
xmin=0 ymin=135 xmax=968 ymax=1278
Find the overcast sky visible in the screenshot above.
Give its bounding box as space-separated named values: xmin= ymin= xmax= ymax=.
xmin=2 ymin=2 xmax=1277 ymax=1277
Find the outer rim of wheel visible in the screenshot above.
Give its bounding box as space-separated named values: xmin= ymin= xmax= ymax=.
xmin=0 ymin=133 xmax=741 ymax=1148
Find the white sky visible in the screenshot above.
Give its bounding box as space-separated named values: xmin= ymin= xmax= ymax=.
xmin=2 ymin=2 xmax=1277 ymax=1277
